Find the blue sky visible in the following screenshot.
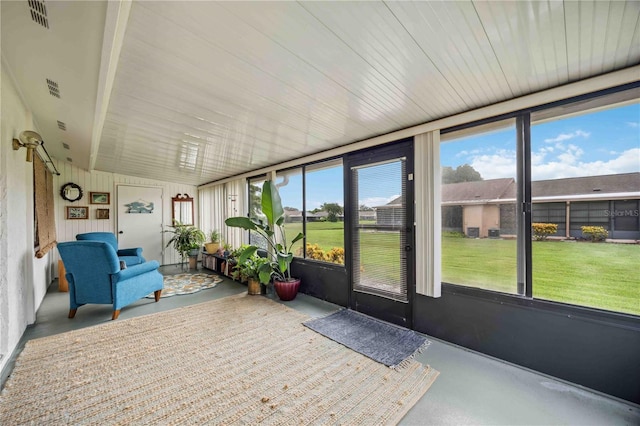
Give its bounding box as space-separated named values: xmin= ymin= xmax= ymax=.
xmin=442 ymin=103 xmax=640 ymax=181
xmin=278 ymin=103 xmax=640 ymax=210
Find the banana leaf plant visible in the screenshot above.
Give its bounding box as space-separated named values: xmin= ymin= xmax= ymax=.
xmin=225 ymin=180 xmax=304 ymax=284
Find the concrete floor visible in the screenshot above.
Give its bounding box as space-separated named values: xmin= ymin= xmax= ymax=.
xmin=4 ymin=265 xmax=639 ymax=425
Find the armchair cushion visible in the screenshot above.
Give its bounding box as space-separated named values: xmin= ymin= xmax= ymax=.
xmin=76 ymin=232 xmax=146 ymax=266
xmin=57 ymin=241 xmax=163 ymax=319
xmin=115 ymin=260 xmax=161 ymax=283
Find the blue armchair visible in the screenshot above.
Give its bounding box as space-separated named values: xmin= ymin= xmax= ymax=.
xmin=57 ymin=241 xmax=163 ymax=320
xmin=76 ymin=232 xmax=145 ymax=266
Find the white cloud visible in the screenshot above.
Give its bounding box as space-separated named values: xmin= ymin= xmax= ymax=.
xmin=457 ymin=149 xmax=482 ymax=157
xmin=556 ymin=144 xmax=584 ymax=165
xmin=626 ymin=122 xmax=639 ymax=128
xmin=461 ymin=145 xmax=639 ymax=181
xmin=470 ymin=149 xmax=516 ymax=179
xmin=531 ymin=148 xmax=640 ymax=180
xmin=306 ymin=198 xmax=344 ymax=210
xmin=544 ymin=130 xmax=590 ymax=143
xmin=359 ymin=195 xmax=400 ymax=208
xmin=531 ymin=151 xmax=547 ymax=165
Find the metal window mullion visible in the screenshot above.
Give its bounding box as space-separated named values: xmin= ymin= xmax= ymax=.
xmin=302 ymin=165 xmax=307 ymax=259
xmin=346 ymin=165 xmax=358 ymax=308
xmin=516 ymin=114 xmax=533 ymax=297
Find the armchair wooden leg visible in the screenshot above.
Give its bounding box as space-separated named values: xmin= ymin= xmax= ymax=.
xmin=154 ymin=290 xmax=162 ymax=302
xmin=112 ymin=310 xmax=121 ymax=320
xmin=68 ymin=309 xmax=77 ymax=319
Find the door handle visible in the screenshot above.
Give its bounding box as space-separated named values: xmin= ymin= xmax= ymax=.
xmin=118 ymin=231 xmax=124 ymax=234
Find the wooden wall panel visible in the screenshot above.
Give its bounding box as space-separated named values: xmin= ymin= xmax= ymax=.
xmin=53 ymin=160 xmax=197 ymax=271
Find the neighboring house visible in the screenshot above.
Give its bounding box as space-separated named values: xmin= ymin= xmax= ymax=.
xmin=383 ymin=173 xmax=640 ymax=239
xmin=358 ymin=210 xmax=376 ymax=221
xmin=283 ymin=209 xmax=344 ymax=223
xmin=440 ymin=173 xmax=640 ymax=240
xmin=531 ymin=172 xmax=640 ymax=240
xmin=441 ymin=178 xmax=515 ymax=238
xmin=307 ymin=211 xmax=328 ymax=222
xmin=284 ymin=208 xmax=304 ymax=223
xmin=375 ymin=196 xmax=404 ymax=227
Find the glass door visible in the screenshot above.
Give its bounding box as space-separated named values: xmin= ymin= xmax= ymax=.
xmin=346 ymin=140 xmax=414 ymax=327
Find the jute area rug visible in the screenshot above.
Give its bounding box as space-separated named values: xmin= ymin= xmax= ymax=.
xmin=0 ymin=295 xmax=438 ymax=425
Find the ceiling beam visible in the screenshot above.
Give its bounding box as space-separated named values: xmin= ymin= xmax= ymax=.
xmin=89 ymin=0 xmax=133 ymax=171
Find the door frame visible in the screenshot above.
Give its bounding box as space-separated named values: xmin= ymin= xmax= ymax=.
xmin=344 ymin=138 xmax=415 ymax=328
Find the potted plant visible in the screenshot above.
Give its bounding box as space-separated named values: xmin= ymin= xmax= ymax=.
xmin=227 ymin=246 xmax=242 ymax=279
xmin=205 ymin=229 xmax=221 ymax=254
xmin=225 ymin=180 xmax=304 ymax=301
xmin=228 ymin=245 xmax=251 ymax=279
xmin=234 ymin=254 xmax=270 ymax=295
xmin=164 ymin=220 xmax=206 ymax=269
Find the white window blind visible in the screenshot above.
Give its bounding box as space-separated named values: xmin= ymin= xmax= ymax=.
xmin=199 ymin=177 xmax=247 ymax=249
xmin=415 ymin=131 xmax=442 ymax=298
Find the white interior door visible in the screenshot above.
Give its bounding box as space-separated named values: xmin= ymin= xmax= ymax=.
xmin=117 ymin=185 xmax=163 ymax=264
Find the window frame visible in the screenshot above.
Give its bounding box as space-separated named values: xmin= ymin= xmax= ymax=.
xmin=302 ymin=156 xmax=346 ymax=265
xmin=439 ymin=82 xmax=640 ymax=318
xmin=247 ymin=156 xmax=347 ymax=266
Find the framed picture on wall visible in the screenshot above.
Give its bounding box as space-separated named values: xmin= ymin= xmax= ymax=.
xmin=90 ymin=192 xmax=110 ymax=205
xmin=96 ymin=208 xmax=109 ymax=220
xmin=66 ymin=206 xmax=88 ymax=220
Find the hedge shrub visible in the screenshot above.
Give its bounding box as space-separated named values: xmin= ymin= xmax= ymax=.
xmin=305 ymin=243 xmax=345 ymax=264
xmin=581 ymin=226 xmax=608 ymax=242
xmin=532 ymin=223 xmax=558 ymax=241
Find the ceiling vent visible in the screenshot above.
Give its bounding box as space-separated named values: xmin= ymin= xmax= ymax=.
xmin=62 ymin=142 xmax=70 ymax=150
xmin=57 ymin=120 xmax=66 ymax=130
xmin=46 ymin=79 xmax=60 ymax=98
xmin=28 ymin=0 xmax=49 ymax=29
xmin=66 ymin=157 xmax=73 ymax=163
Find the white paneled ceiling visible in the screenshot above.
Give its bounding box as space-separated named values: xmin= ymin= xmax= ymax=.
xmin=2 ymin=1 xmax=639 ymax=186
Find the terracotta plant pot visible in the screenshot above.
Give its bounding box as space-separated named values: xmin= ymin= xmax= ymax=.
xmin=247 ymin=278 xmax=261 ymax=295
xmin=188 ymin=256 xmax=197 ymax=270
xmin=273 ymin=278 xmax=301 ymax=301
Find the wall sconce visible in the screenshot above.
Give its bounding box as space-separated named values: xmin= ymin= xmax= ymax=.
xmin=12 ymin=130 xmax=43 ymax=162
xmin=10 ymin=130 xmax=60 ymax=175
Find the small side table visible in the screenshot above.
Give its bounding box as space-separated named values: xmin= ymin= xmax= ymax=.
xmin=58 ymin=260 xmax=68 ymax=292
xmin=202 ymin=252 xmax=216 ymax=271
xmin=212 ymin=254 xmax=228 ymax=274
xmin=203 ymin=252 xmax=228 ymax=274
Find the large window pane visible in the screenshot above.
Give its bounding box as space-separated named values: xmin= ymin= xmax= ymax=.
xmin=531 ymin=91 xmax=640 ymax=315
xmin=304 ymin=159 xmax=345 ymax=264
xmin=276 ymin=168 xmax=304 ymax=257
xmin=440 ymin=119 xmax=518 ymax=294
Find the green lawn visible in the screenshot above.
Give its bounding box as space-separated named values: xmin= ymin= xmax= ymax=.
xmin=283 ymin=222 xmax=640 ymax=316
xmin=443 ymin=237 xmax=639 ymax=316
xmin=530 ymin=240 xmax=639 ymax=316
xmin=285 ymin=221 xmax=344 ymax=255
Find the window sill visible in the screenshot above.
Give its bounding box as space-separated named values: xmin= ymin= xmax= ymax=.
xmin=441 ymin=282 xmax=640 ymax=330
